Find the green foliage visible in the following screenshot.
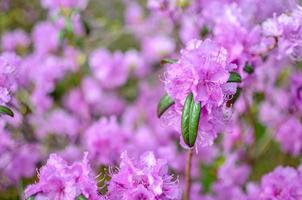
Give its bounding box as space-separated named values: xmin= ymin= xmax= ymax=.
xmin=76 ymin=195 xmax=88 ymax=200
xmin=0 ymin=105 xmax=14 ymax=117
xmin=243 ymin=63 xmax=254 ymax=74
xmin=200 ymin=156 xmax=225 ymax=193
xmin=249 ymin=137 xmax=301 ymax=181
xmin=0 ymin=0 xmax=45 ymax=35
xmin=227 ymin=72 xmax=242 ymax=83
xmin=119 ymin=77 xmax=139 ymax=102
xmin=199 ymin=26 xmax=210 ymax=38
xmin=181 ymin=93 xmax=201 ymax=147
xmin=161 ymin=58 xmax=177 ymax=65
xmin=157 ymin=94 xmax=175 ymax=117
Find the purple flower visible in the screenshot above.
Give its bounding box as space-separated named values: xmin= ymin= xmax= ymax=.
xmin=0 ymin=52 xmax=19 ymax=105
xmin=276 ymin=117 xmax=302 ymax=156
xmin=41 ymin=0 xmax=88 ymax=11
xmin=81 ymin=77 xmax=126 ymax=116
xmin=124 ymin=49 xmax=147 ymax=77
xmin=218 ymin=154 xmax=250 ymax=186
xmin=63 ymin=88 xmax=91 ymax=120
xmin=107 ymin=151 xmax=180 ymax=200
xmin=89 ymin=48 xmax=129 ymax=89
xmin=163 ymin=39 xmax=236 ymax=147
xmin=212 ymin=182 xmax=246 ymax=200
xmin=84 ymin=117 xmax=130 ymax=165
xmin=1 ymin=29 xmax=30 ymax=51
xmin=142 ymin=36 xmax=175 ymax=63
xmin=262 ymin=6 xmax=302 ymax=60
xmin=24 ymin=153 xmax=101 ymax=200
xmin=165 ymin=39 xmax=232 ymax=108
xmin=0 ymin=129 xmax=40 ymax=186
xmin=258 ymin=166 xmax=302 ymax=200
xmin=30 ymin=109 xmax=80 ymax=139
xmin=3 ymin=144 xmax=40 ymax=184
xmin=32 ymin=22 xmax=60 ymax=55
xmin=290 ymin=72 xmax=302 ymax=113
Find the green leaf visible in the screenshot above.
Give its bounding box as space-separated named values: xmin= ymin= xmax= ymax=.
xmin=244 ymin=63 xmax=254 ymax=74
xmin=76 ymin=195 xmax=88 ymax=200
xmin=181 ymin=93 xmax=192 ymax=145
xmin=0 ymin=105 xmax=14 ymax=117
xmin=59 ymin=29 xmax=66 ymax=42
xmin=177 ymin=0 xmax=191 ymax=8
xmin=82 ymin=19 xmax=91 ymax=36
xmin=160 ymin=58 xmax=177 ymax=65
xmin=189 ymin=97 xmax=201 ymax=146
xmin=199 ymin=26 xmax=209 ymax=38
xmin=64 ymin=17 xmax=73 ymax=34
xmin=181 ymin=93 xmax=201 ymax=147
xmin=227 ymin=72 xmax=242 ymax=83
xmin=27 ymin=196 xmax=35 ymax=200
xmin=157 ymin=94 xmax=175 ymax=117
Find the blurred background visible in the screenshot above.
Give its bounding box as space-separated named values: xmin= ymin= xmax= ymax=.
xmin=1 ymin=0 xmax=302 ymax=199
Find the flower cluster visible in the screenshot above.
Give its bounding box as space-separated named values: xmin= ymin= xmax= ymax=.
xmin=247 ymin=165 xmax=302 ymax=200
xmin=164 ymin=39 xmax=236 ymax=146
xmin=24 ymin=153 xmax=100 ymax=200
xmin=262 ymin=6 xmax=302 ymax=60
xmin=107 ymin=151 xmax=180 ymax=200
xmin=89 ymin=49 xmax=129 ymax=89
xmin=84 ymin=117 xmax=130 ymax=165
xmin=0 ymin=0 xmax=301 ymax=199
xmin=0 ymin=52 xmax=19 ymax=105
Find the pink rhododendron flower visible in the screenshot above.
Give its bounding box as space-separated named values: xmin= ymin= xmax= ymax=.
xmin=164 ymin=39 xmax=236 ymax=147
xmin=1 ymin=29 xmax=30 ymax=51
xmin=258 ymin=166 xmax=302 ymax=200
xmin=0 ymin=52 xmax=19 ymax=105
xmin=89 ymin=48 xmax=129 ymax=89
xmin=24 ymin=153 xmax=101 ymax=200
xmin=84 ymin=117 xmax=130 ymax=165
xmin=107 ymin=151 xmax=180 ymax=200
xmin=41 ymin=0 xmax=88 ymax=11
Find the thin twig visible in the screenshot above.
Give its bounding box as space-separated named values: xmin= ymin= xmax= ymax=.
xmin=183 ymin=149 xmax=193 ymax=200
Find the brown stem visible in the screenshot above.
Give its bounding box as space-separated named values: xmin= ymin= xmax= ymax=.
xmin=183 ymin=149 xmax=193 ymax=200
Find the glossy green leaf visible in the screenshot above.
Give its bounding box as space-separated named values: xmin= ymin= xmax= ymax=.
xmin=181 ymin=93 xmax=192 ymax=145
xmin=0 ymin=105 xmax=14 ymax=117
xmin=181 ymin=93 xmax=201 ymax=147
xmin=76 ymin=195 xmax=88 ymax=200
xmin=160 ymin=58 xmax=177 ymax=65
xmin=244 ymin=63 xmax=254 ymax=74
xmin=157 ymin=94 xmax=175 ymax=118
xmin=227 ymin=72 xmax=242 ymax=83
xmin=189 ymin=98 xmax=201 ymax=146
xmin=199 ymin=26 xmax=209 ymax=38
